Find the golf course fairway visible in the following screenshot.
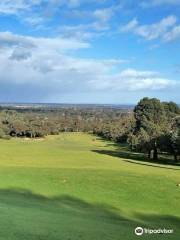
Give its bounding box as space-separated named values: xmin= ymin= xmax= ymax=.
xmin=0 ymin=133 xmax=179 ymax=240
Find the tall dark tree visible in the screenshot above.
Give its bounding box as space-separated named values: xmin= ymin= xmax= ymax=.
xmin=131 ymin=97 xmax=168 ymax=160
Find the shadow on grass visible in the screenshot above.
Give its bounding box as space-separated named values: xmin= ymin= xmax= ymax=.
xmin=92 ymin=149 xmax=180 ymax=170
xmin=91 ymin=136 xmax=180 ymax=170
xmin=0 ymin=189 xmax=179 ymax=240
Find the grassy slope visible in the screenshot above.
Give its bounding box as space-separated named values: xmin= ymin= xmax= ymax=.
xmin=0 ymin=133 xmax=179 ymax=240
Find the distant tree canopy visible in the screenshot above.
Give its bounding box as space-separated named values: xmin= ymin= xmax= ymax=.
xmin=0 ymin=107 xmax=133 ymax=142
xmin=128 ymin=97 xmax=180 ymax=161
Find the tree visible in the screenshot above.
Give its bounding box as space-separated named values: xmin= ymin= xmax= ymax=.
xmin=130 ymin=97 xmax=168 ymax=160
xmin=171 ymin=116 xmax=180 ymax=162
xmin=163 ymin=101 xmax=180 ymax=118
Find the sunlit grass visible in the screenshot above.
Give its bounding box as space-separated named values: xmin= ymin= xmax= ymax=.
xmin=0 ymin=133 xmax=179 ymax=239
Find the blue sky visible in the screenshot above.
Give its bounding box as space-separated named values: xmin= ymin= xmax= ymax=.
xmin=0 ymin=0 xmax=180 ymax=103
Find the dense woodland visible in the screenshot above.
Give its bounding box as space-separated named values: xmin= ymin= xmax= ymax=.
xmin=0 ymin=97 xmax=180 ymax=162
xmin=0 ymin=105 xmax=132 ymax=140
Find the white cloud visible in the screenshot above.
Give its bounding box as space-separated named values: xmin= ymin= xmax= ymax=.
xmin=0 ymin=0 xmax=107 ymax=15
xmin=0 ymin=31 xmax=36 ymax=48
xmin=141 ymin=0 xmax=180 ymax=7
xmin=0 ymin=0 xmax=117 ymax=43
xmin=93 ymin=7 xmax=115 ymax=22
xmin=0 ymin=0 xmax=43 ymax=14
xmin=90 ymin=69 xmax=178 ymax=91
xmin=58 ymin=21 xmax=110 ymax=40
xmin=163 ymin=25 xmax=180 ymax=41
xmin=0 ymin=0 xmax=116 ymax=40
xmin=121 ymin=18 xmax=138 ymax=32
xmin=66 ymin=0 xmax=107 ymax=8
xmin=120 ymin=15 xmax=178 ymax=41
xmin=0 ymin=31 xmax=89 ymax=51
xmin=0 ymin=31 xmax=178 ymax=102
xmin=57 ymin=4 xmax=122 ymax=40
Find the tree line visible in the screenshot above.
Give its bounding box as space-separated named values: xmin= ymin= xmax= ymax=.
xmin=0 ymin=106 xmax=132 ymax=141
xmin=0 ymin=98 xmax=179 ymax=162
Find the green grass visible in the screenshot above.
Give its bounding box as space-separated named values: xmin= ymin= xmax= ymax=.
xmin=0 ymin=133 xmax=179 ymax=240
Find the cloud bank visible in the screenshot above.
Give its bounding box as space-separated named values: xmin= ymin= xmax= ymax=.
xmin=0 ymin=31 xmax=178 ymax=102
